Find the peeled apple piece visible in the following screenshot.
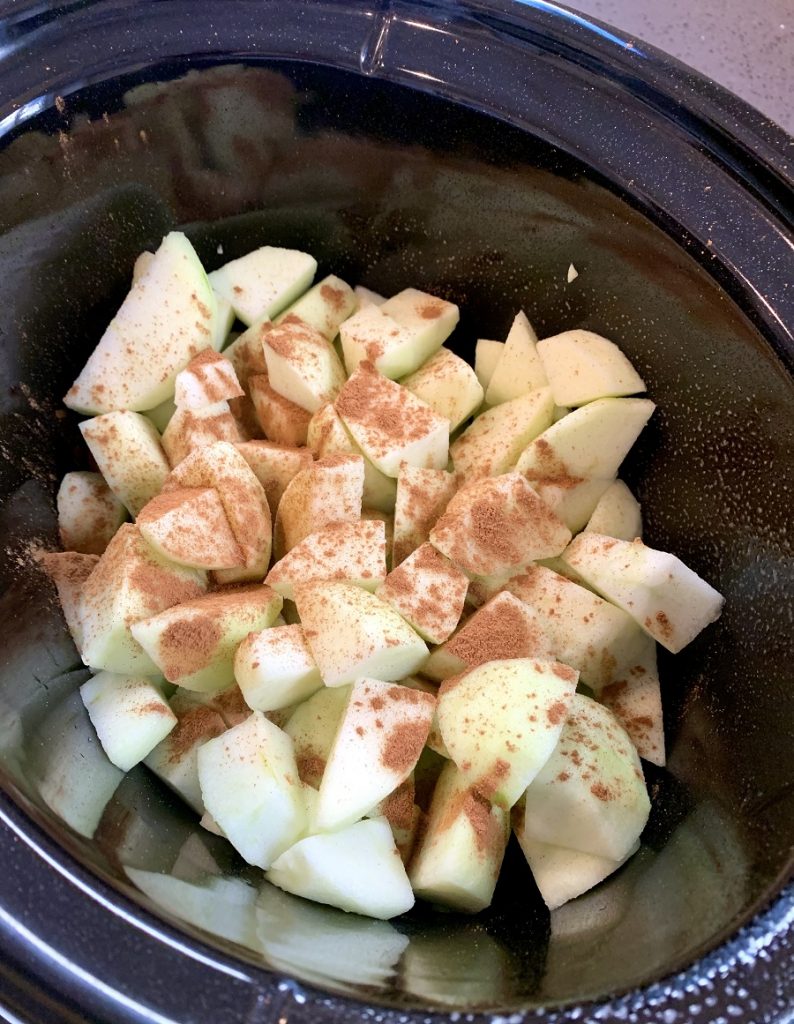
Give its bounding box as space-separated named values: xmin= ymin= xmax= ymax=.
xmin=233 ymin=441 xmax=313 ymax=520
xmin=234 ymin=624 xmax=323 ymax=712
xmin=137 ymin=487 xmax=244 ymax=570
xmin=80 ymin=411 xmax=171 ymax=517
xmin=285 ymin=685 xmax=352 ymax=788
xmin=38 ymin=551 xmax=98 ymax=653
xmin=400 ymin=347 xmax=483 ymax=431
xmin=600 ymin=636 xmax=666 ymax=766
xmin=474 ymin=338 xmax=504 ymax=391
xmin=392 ymin=466 xmax=457 ymax=567
xmin=262 ymin=319 xmax=346 ymax=413
xmin=536 ymin=330 xmax=646 ymax=407
xmin=249 ymin=373 xmax=312 ymax=447
xmin=208 ymin=246 xmax=317 ymax=326
xmin=485 ymin=311 xmax=546 ymax=406
xmin=80 ymin=671 xmax=176 ymax=771
xmin=584 ymin=479 xmax=642 ymax=541
xmin=144 ymin=702 xmax=227 ymax=814
xmin=161 ymin=401 xmax=243 ymax=468
xmin=173 ymin=349 xmax=243 ymax=409
xmin=377 ymin=543 xmax=469 ymax=645
xmin=65 ymin=232 xmax=216 ymax=414
xmin=274 ymin=454 xmax=365 ymax=557
xmin=274 ymin=274 xmax=357 ymax=340
xmin=57 ymin=472 xmax=126 ymax=555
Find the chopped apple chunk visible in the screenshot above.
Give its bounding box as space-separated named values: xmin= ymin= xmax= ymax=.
xmin=80 ymin=411 xmax=170 ymax=517
xmin=174 ymin=349 xmax=244 ymax=409
xmin=378 ymin=544 xmax=468 ymax=645
xmin=485 ymin=311 xmax=546 ymax=405
xmin=234 ymin=624 xmax=323 ymax=712
xmin=392 ymin=466 xmax=457 ymax=567
xmin=233 ymin=441 xmax=313 ymax=519
xmin=274 ymin=454 xmax=364 ymax=557
xmin=536 ymin=329 xmax=645 ymax=407
xmin=249 ymin=372 xmax=311 ymax=447
xmin=208 ymin=245 xmax=317 ymax=326
xmin=274 ymin=274 xmax=356 ymax=340
xmin=267 ymin=519 xmax=386 ymax=599
xmin=38 ymin=551 xmax=99 ymax=653
xmin=263 ymin=318 xmax=346 ymax=413
xmin=161 ymin=401 xmax=243 ymax=467
xmin=57 ymin=472 xmax=126 ymax=555
xmin=137 ymin=487 xmax=243 ymax=570
xmin=400 ymin=347 xmax=483 ymax=431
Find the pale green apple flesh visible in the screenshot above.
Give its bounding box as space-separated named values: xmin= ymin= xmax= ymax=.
xmin=249 ymin=373 xmax=312 ymax=447
xmin=266 ymin=519 xmax=386 ymax=599
xmin=137 ymin=487 xmax=244 ymax=570
xmin=536 ymin=330 xmax=646 ymax=407
xmin=392 ymin=466 xmax=457 ymax=566
xmin=274 ymin=274 xmax=356 ymax=340
xmin=80 ymin=411 xmax=171 ymax=517
xmin=144 ymin=702 xmax=227 ymax=813
xmin=173 ymin=349 xmax=243 ymax=409
xmin=233 ymin=441 xmax=313 ymax=519
xmin=485 ymin=311 xmax=546 ymax=405
xmin=284 ymin=684 xmax=352 ymax=788
xmin=377 ymin=543 xmax=468 ymax=645
xmin=38 ymin=551 xmax=98 ymax=653
xmin=234 ymin=624 xmax=323 ymax=712
xmin=400 ymin=347 xmax=483 ymax=431
xmin=161 ymin=400 xmax=243 ymax=467
xmin=57 ymin=471 xmax=126 ymax=555
xmin=274 ymin=454 xmax=364 ymax=556
xmin=600 ymin=636 xmax=666 ymax=766
xmin=584 ymin=479 xmax=643 ymax=540
xmin=263 ymin=319 xmax=346 ymax=414
xmin=473 ymin=338 xmax=504 ymax=391
xmin=208 ymin=245 xmax=317 ymax=325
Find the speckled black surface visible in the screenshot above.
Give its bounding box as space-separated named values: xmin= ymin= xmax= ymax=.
xmin=0 ymin=1 xmax=791 ymax=1022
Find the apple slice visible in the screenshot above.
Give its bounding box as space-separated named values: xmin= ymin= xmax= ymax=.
xmin=519 ymin=694 xmax=650 ymax=861
xmin=144 ymin=702 xmax=227 ymax=813
xmin=131 ymin=585 xmax=282 ymax=691
xmin=409 ymin=760 xmax=509 ymax=913
xmin=137 ymin=487 xmax=244 ymax=570
xmin=80 ymin=671 xmax=177 ymax=771
xmin=294 ymin=581 xmax=429 ymax=686
xmin=64 ymin=232 xmax=216 ymax=414
xmin=392 ymin=466 xmax=457 ymax=566
xmin=284 ymin=684 xmax=352 ymax=788
xmin=234 ymin=624 xmax=323 ymax=712
xmin=560 ymin=534 xmax=724 ymax=653
xmin=38 ymin=551 xmax=99 ymax=653
xmin=233 ymin=441 xmax=313 ymax=519
xmin=584 ymin=479 xmax=642 ymax=540
xmin=80 ymin=524 xmax=207 ymax=674
xmin=197 ymin=711 xmax=307 ymax=868
xmin=80 ymin=411 xmax=170 ymax=516
xmin=57 ymin=472 xmax=126 ymax=555
xmin=536 ymin=330 xmax=645 ymax=407
xmin=335 ymin=363 xmax=449 ymax=478
xmin=485 ymin=311 xmax=546 ymax=405
xmin=274 ymin=454 xmax=364 ymax=556
xmin=474 ymin=339 xmax=504 ymax=391
xmin=436 ymin=657 xmax=578 ymax=808
xmin=601 ymin=638 xmax=665 ymax=766
xmin=400 ymin=348 xmax=483 ymax=431
xmin=208 ymin=246 xmax=317 ymax=325
xmin=450 ymin=387 xmax=554 ymax=481
xmin=377 ymin=543 xmax=468 ymax=645
xmin=430 ymin=473 xmax=571 ymax=578
xmin=274 ymin=275 xmax=357 ymax=340
xmin=262 ymin=318 xmax=346 ymax=413
xmin=173 ymin=349 xmax=243 ymax=409
xmin=161 ymin=400 xmax=243 ymax=467
xmin=249 ymin=372 xmax=311 ymax=447
xmin=313 ymin=678 xmax=435 ymax=830
xmin=266 ymin=816 xmax=415 ymax=920
xmin=267 ymin=519 xmax=386 ymax=600
xmin=211 ymin=293 xmax=235 ymax=351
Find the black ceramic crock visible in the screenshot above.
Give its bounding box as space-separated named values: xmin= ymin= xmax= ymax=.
xmin=0 ymin=1 xmax=791 ymax=1021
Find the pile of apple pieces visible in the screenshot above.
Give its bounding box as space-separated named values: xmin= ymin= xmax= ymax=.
xmin=42 ymin=232 xmax=724 ymax=922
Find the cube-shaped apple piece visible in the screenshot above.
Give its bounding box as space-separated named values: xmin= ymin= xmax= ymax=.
xmin=161 ymin=400 xmax=243 ymax=467
xmin=536 ymin=330 xmax=646 ymax=407
xmin=267 ymin=520 xmax=386 ymax=600
xmin=423 ymin=591 xmax=551 ymax=682
xmin=197 ymin=711 xmax=307 ymax=868
xmin=131 ymin=585 xmax=282 ymax=691
xmin=137 ymin=487 xmax=244 ymax=570
xmin=437 ymin=658 xmax=578 ymax=808
xmin=474 ymin=339 xmax=504 ymax=391
xmin=249 ymin=372 xmax=311 ymax=447
xmin=234 ymin=624 xmax=323 ymax=712
xmin=208 ymin=246 xmax=317 ymax=326
xmin=274 ymin=454 xmax=364 ymax=556
xmin=600 ymin=638 xmax=665 ymax=766
xmin=266 ymin=815 xmax=415 ymax=919
xmin=450 ymin=388 xmax=554 ymax=481
xmin=274 ymin=275 xmax=357 ymax=340
xmin=80 ymin=671 xmax=177 ymax=771
xmin=80 ymin=525 xmax=207 ymax=674
xmin=295 ymin=581 xmax=429 ymax=687
xmin=234 ymin=441 xmax=313 ymax=519
xmin=584 ymin=479 xmax=643 ymax=541
xmin=520 ymin=695 xmax=651 ymax=861
xmin=262 ymin=319 xmax=346 ymax=414
xmin=38 ymin=551 xmax=99 ymax=652
xmin=409 ymin=761 xmax=509 ymax=913
xmin=57 ymin=472 xmax=126 ymax=555
xmin=430 ymin=473 xmax=571 ymax=578
xmin=335 ymin=363 xmax=449 ymax=478
xmin=80 ymin=411 xmax=170 ymax=517
xmin=560 ymin=534 xmax=724 ymax=653
xmin=392 ymin=466 xmax=457 ymax=566
xmin=144 ymin=702 xmax=227 ymax=813
xmin=173 ymin=349 xmax=244 ymax=409
xmin=314 ymin=678 xmax=435 ymax=830
xmin=485 ymin=311 xmax=547 ymax=406
xmin=377 ymin=544 xmax=468 ymax=645
xmin=284 ymin=684 xmax=352 ymax=788
xmin=401 ymin=348 xmax=484 ymax=431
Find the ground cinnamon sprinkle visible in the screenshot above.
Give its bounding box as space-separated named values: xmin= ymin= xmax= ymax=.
xmin=590 ymin=782 xmax=612 ymax=802
xmin=522 ymin=437 xmax=583 ymax=490
xmin=137 ymin=701 xmax=171 ymax=716
xmin=166 ymin=705 xmax=225 ymax=762
xmin=335 ymin=361 xmax=440 ymax=447
xmin=546 ymin=700 xmax=567 ymax=726
xmin=380 ymin=778 xmax=415 ymax=831
xmin=160 ymin=614 xmax=222 ymax=679
xmin=381 ymin=720 xmax=430 ymax=774
xmin=436 ymin=784 xmax=502 ymax=857
xmin=296 ymin=752 xmax=326 ymax=786
xmin=655 ymin=611 xmax=673 ymax=639
xmin=445 ymin=593 xmax=545 ymax=668
xmin=474 ymin=757 xmax=509 ymax=800
xmin=551 ymin=662 xmax=577 ymax=683
xmin=320 ymin=283 xmax=346 ymax=310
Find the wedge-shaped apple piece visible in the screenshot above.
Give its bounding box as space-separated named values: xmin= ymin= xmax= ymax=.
xmin=560 ymin=534 xmax=723 ymax=653
xmin=536 ymin=330 xmax=645 ymax=407
xmin=80 ymin=524 xmax=206 ymax=674
xmin=171 ymin=682 xmax=252 ymax=730
xmin=208 ymin=246 xmax=317 ymax=325
xmin=295 ymin=581 xmax=429 ymax=686
xmin=173 ymin=349 xmax=243 ymax=409
xmin=392 ymin=466 xmax=457 ymax=566
xmin=336 ymin=363 xmax=449 ymax=478
xmin=515 ymin=397 xmax=655 ymax=531
xmin=314 ymin=678 xmax=434 ymax=830
xmin=80 ymin=671 xmax=176 ymax=771
xmin=234 ymin=440 xmax=313 ymax=518
xmin=211 ymin=293 xmax=235 ymax=351
xmin=423 ymin=591 xmax=551 ymax=682
xmin=584 ymin=479 xmax=642 ymax=541
xmin=263 ymin=318 xmax=346 ymax=414
xmin=249 ymin=372 xmax=311 ymax=446
xmin=234 ymin=624 xmax=323 ymax=712
xmin=401 ymin=348 xmax=483 ymax=431
xmin=65 ymin=232 xmax=216 ymax=414
xmin=57 ymin=472 xmax=126 ymax=555
xmin=131 ymin=585 xmax=282 ymax=691
xmin=450 ymin=388 xmax=554 ymax=481
xmin=274 ymin=454 xmax=364 ymax=556
xmin=80 ymin=411 xmax=170 ymax=517
xmin=378 ymin=544 xmax=468 ymax=645
xmin=144 ymin=702 xmax=227 ymax=813
xmin=266 ymin=816 xmax=414 ymax=920
xmin=430 ymin=473 xmax=571 ymax=578
xmin=409 ymin=761 xmax=509 ymax=913
xmin=437 ymin=658 xmax=578 ymax=808
xmin=267 ymin=519 xmax=386 ymax=600
xmin=601 ymin=637 xmax=665 ymax=766
xmin=378 ymin=288 xmax=459 ymax=369
xmin=161 ymin=400 xmax=243 ymax=467
xmin=197 ymin=711 xmax=307 ymax=868
xmin=274 ymin=275 xmax=357 ymax=340
xmin=38 ymin=551 xmax=99 ymax=652
xmin=520 ymin=694 xmax=650 ymax=860
xmin=137 ymin=487 xmax=244 ymax=570
xmin=474 ymin=339 xmax=504 ymax=391
xmin=285 ymin=684 xmax=351 ymax=788
xmin=485 ymin=311 xmax=546 ymax=405
xmin=503 ymin=565 xmax=650 ymax=693
xmin=164 ymin=441 xmax=271 ymax=582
